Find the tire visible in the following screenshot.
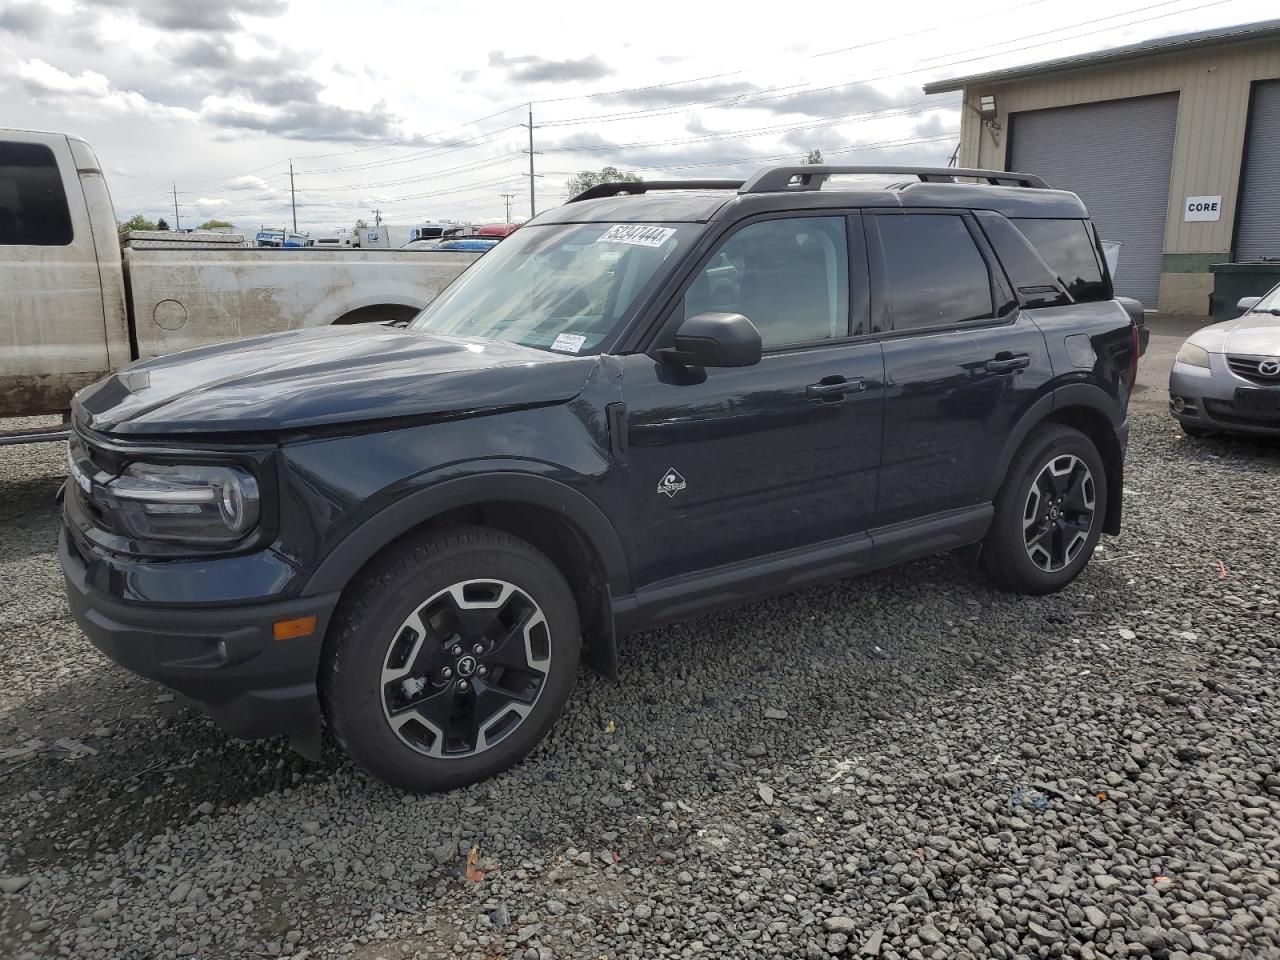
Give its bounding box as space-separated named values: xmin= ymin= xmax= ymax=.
xmin=321 ymin=526 xmax=580 ymax=792
xmin=982 ymin=424 xmax=1108 ymax=595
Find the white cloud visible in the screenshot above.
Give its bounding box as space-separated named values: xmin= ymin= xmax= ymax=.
xmin=12 ymin=59 xmax=197 ymax=120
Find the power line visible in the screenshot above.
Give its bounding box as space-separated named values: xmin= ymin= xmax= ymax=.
xmin=538 ymin=0 xmax=1227 ymax=126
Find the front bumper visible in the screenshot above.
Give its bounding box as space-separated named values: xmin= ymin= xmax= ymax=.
xmin=59 ymin=524 xmax=340 ymax=743
xmin=1169 ymin=357 xmax=1280 ymax=436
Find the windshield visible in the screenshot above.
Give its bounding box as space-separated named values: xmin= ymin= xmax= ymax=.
xmin=409 ymin=221 xmax=696 ymax=354
xmin=1252 ymin=283 xmax=1280 ymax=315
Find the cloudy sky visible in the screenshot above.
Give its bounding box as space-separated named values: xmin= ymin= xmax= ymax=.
xmin=2 ymin=0 xmax=1273 ymax=231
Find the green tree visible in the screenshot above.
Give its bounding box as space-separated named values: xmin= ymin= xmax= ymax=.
xmin=156 ymin=217 xmax=169 ymax=231
xmin=802 ymin=149 xmax=823 ymax=165
xmin=118 ymin=214 xmax=158 ymax=238
xmin=199 ymin=219 xmax=234 ymax=230
xmin=354 ymin=218 xmax=369 ymax=230
xmin=566 ymin=166 xmax=642 ymax=199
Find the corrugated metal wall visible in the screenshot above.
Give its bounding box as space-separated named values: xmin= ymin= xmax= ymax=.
xmin=1010 ymin=95 xmax=1179 ymax=307
xmin=1234 ymin=80 xmax=1280 ymax=261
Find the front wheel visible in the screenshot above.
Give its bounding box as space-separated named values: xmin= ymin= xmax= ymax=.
xmin=321 ymin=526 xmax=580 ymax=792
xmin=983 ymin=424 xmax=1108 ymax=595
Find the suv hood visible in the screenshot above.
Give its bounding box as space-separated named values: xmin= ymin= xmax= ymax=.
xmin=76 ymin=326 xmax=598 ymax=435
xmin=1188 ymin=311 xmax=1280 ymax=355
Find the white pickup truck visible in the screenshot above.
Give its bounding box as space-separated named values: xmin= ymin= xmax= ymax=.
xmin=0 ymin=129 xmax=480 ymax=442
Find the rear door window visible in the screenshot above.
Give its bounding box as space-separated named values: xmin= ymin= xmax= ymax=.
xmin=0 ymin=140 xmax=73 ymax=246
xmin=1011 ymin=218 xmax=1106 ymax=302
xmin=876 ymin=214 xmax=994 ymax=330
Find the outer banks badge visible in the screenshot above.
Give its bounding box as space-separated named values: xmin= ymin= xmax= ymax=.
xmin=657 ymin=468 xmax=686 ymax=498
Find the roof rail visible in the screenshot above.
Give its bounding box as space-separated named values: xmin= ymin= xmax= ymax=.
xmin=568 ymin=179 xmax=744 ymax=203
xmin=739 ymin=165 xmax=1048 ymax=193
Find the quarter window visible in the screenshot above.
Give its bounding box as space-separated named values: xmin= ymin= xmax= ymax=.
xmin=1011 ymin=218 xmax=1106 ymax=302
xmin=0 ymin=141 xmax=73 ymax=246
xmin=683 ymin=216 xmax=849 ymax=348
xmin=878 ymin=214 xmax=994 ymax=330
xmin=976 ymin=212 xmax=1070 ymax=309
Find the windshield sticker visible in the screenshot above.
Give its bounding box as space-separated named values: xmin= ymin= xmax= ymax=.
xmin=596 ymin=224 xmax=677 ymax=248
xmin=551 ymin=333 xmax=587 ymax=354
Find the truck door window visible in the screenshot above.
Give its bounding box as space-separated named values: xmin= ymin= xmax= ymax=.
xmin=0 ymin=141 xmax=73 ymax=246
xmin=683 ymin=216 xmax=850 ymax=348
xmin=877 ymin=214 xmax=993 ymax=330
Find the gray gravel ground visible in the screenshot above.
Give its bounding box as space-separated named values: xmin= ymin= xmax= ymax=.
xmin=2 ymin=407 xmax=1279 ymax=960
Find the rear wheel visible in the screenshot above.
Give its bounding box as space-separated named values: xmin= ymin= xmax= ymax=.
xmin=321 ymin=526 xmax=580 ymax=792
xmin=983 ymin=424 xmax=1107 ymax=595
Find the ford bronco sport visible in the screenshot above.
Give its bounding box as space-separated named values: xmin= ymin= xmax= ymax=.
xmin=60 ymin=165 xmax=1139 ymax=792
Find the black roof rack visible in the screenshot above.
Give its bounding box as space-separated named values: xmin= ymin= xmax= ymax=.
xmin=739 ymin=165 xmax=1049 ymax=193
xmin=569 ymin=179 xmax=743 ymax=203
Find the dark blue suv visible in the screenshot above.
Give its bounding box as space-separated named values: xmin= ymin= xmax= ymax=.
xmin=60 ymin=166 xmax=1140 ymax=792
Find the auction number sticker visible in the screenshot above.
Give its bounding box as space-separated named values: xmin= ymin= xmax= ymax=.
xmin=596 ymin=224 xmax=676 ymax=248
xmin=551 ymin=332 xmax=587 ymax=353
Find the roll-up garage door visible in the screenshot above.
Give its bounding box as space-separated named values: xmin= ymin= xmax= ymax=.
xmin=1235 ymin=80 xmax=1280 ymax=262
xmin=1010 ymin=93 xmax=1179 ymax=308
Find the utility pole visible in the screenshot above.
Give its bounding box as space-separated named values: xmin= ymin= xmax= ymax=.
xmin=172 ymin=182 xmax=180 ymax=230
xmin=372 ymin=209 xmax=383 ymax=226
xmin=501 ymin=193 xmax=515 ymax=222
xmin=947 ymin=141 xmax=961 ymax=168
xmin=523 ymin=102 xmax=540 ymax=219
xmin=289 ymin=160 xmax=297 ymax=233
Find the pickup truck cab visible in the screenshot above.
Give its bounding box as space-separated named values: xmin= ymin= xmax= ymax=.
xmin=60 ymin=165 xmax=1139 ymax=792
xmin=0 ymin=130 xmax=478 ymax=435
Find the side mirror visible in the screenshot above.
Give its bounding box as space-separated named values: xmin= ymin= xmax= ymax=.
xmin=1237 ymin=296 xmax=1261 ymax=315
xmin=662 ymin=312 xmax=762 ymax=368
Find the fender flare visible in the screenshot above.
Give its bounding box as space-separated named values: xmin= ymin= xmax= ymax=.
xmin=300 ymin=472 xmax=631 ymax=599
xmin=986 ymin=382 xmax=1126 ymax=530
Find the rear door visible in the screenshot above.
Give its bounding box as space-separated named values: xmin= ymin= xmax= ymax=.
xmin=868 ymin=210 xmax=1052 ymax=527
xmin=622 ymin=212 xmax=885 ymax=588
xmin=0 ymin=133 xmax=108 ymax=415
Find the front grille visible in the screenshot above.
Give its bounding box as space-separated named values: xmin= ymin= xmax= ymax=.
xmin=1226 ymin=355 xmax=1280 ymax=384
xmin=1203 ymin=398 xmax=1280 ymax=428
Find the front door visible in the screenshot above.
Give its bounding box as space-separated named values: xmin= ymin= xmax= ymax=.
xmin=867 ymin=211 xmax=1052 ymax=526
xmin=621 ymin=213 xmax=885 ymax=589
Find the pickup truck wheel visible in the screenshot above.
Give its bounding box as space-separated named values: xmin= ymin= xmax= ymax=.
xmin=321 ymin=526 xmax=580 ymax=793
xmin=982 ymin=424 xmax=1107 ymax=595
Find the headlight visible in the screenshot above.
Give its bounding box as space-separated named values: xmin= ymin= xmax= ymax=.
xmin=1175 ymin=342 xmax=1211 ymax=368
xmin=106 ymin=463 xmax=260 ymax=544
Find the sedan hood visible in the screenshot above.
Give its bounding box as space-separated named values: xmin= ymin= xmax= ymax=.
xmin=1188 ymin=311 xmax=1280 ymax=355
xmin=76 ymin=325 xmax=597 ymax=435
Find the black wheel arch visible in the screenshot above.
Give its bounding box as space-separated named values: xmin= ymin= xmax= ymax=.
xmin=302 ymin=473 xmax=630 ymax=680
xmin=987 ymin=384 xmax=1127 ymax=536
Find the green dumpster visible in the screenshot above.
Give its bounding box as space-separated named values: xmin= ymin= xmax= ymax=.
xmin=1211 ymin=261 xmax=1280 ymax=321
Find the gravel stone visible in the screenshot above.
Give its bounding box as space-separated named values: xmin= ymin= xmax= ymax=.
xmin=2 ymin=410 xmax=1279 ymax=960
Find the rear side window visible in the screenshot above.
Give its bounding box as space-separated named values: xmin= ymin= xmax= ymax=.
xmin=877 ymin=214 xmax=993 ymax=330
xmin=0 ymin=141 xmax=73 ymax=246
xmin=975 ymin=212 xmax=1070 ymax=309
xmin=1011 ymin=218 xmax=1106 ymax=302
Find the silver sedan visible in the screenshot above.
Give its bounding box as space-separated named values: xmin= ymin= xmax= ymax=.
xmin=1169 ymin=282 xmax=1280 ymax=438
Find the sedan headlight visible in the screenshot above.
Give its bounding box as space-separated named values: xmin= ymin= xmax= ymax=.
xmin=107 ymin=462 xmax=260 ymax=544
xmin=1175 ymin=342 xmax=1211 ymax=368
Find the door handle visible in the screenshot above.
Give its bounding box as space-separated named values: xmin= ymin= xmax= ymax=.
xmin=806 ymin=376 xmax=866 ymax=402
xmin=984 ymin=353 xmax=1031 ymax=374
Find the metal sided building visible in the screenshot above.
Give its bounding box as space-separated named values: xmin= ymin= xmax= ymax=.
xmin=923 ymin=19 xmax=1280 ymax=315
